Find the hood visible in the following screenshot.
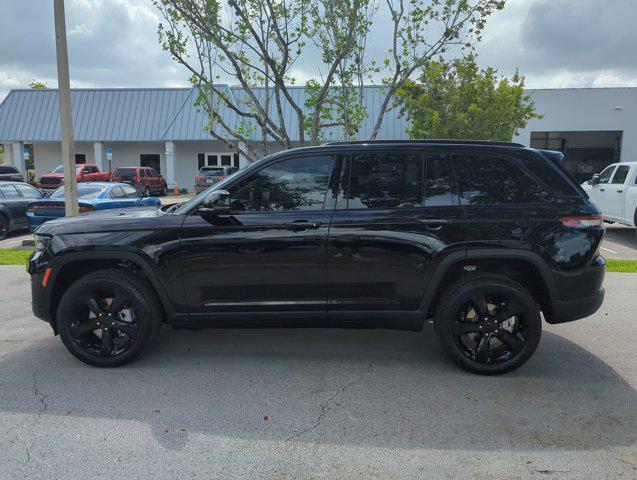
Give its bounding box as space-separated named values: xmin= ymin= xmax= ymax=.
xmin=35 ymin=205 xmax=178 ymax=236
xmin=41 ymin=172 xmax=64 ymax=178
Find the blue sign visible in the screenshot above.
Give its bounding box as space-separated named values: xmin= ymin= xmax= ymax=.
xmin=23 ymin=146 xmax=29 ymax=158
xmin=105 ymin=147 xmax=113 ymax=156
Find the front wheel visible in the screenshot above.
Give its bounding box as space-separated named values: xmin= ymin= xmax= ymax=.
xmin=143 ymin=186 xmax=151 ymax=198
xmin=435 ymin=275 xmax=541 ymax=375
xmin=57 ymin=270 xmax=163 ymax=367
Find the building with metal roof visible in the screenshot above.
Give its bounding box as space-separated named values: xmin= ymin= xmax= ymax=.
xmin=0 ymin=86 xmax=635 ymax=189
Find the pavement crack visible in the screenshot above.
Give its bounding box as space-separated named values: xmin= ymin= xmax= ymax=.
xmin=32 ymin=369 xmax=48 ymax=414
xmin=284 ymin=356 xmax=379 ymax=442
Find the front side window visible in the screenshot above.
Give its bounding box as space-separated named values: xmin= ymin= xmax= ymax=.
xmin=597 ymin=165 xmax=616 ymax=184
xmin=453 ymin=154 xmax=552 ymax=205
xmin=229 ymin=156 xmax=334 ymax=212
xmin=345 ymin=153 xmax=423 ymax=209
xmin=611 ymin=165 xmax=630 ymax=184
xmin=15 ymin=184 xmax=43 ymax=199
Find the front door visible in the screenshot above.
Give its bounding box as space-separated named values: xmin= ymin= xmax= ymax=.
xmin=326 ymin=151 xmax=466 ymax=314
xmin=588 ymin=165 xmax=616 ymax=213
xmin=179 ymin=154 xmax=340 ymax=319
xmin=604 ymin=164 xmax=630 ymax=221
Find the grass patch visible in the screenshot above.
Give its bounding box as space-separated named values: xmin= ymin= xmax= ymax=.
xmin=0 ymin=249 xmax=33 ymax=265
xmin=605 ymin=259 xmax=637 ymax=273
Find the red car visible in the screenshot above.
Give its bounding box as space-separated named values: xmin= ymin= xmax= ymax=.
xmin=37 ymin=164 xmax=111 ymax=190
xmin=110 ymin=166 xmax=168 ymax=197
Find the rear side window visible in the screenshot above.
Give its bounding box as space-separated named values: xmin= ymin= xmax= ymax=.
xmin=611 ymin=165 xmax=630 ymax=184
xmin=346 ymin=153 xmax=423 ymax=209
xmin=0 ymin=185 xmax=20 ymax=198
xmin=453 ymin=154 xmax=552 ymax=205
xmin=113 ymin=168 xmax=136 ymax=178
xmin=424 ymin=154 xmax=455 ymax=206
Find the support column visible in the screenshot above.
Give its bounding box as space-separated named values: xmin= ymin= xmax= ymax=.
xmin=93 ymin=142 xmax=103 ymax=170
xmin=12 ymin=142 xmax=24 ymax=173
xmin=165 ymin=141 xmax=175 ymax=191
xmin=238 ymin=141 xmax=249 ymax=169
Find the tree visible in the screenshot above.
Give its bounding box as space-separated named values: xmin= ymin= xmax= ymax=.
xmin=29 ymin=79 xmax=48 ymax=89
xmin=397 ymin=55 xmax=541 ymax=140
xmin=154 ymin=0 xmax=506 ymax=161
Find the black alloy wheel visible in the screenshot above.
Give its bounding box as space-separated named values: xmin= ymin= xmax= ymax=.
xmin=57 ymin=270 xmax=162 ymax=367
xmin=435 ymin=275 xmax=541 ymax=375
xmin=0 ymin=215 xmax=7 ymax=240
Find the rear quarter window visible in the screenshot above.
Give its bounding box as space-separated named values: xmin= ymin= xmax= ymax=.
xmin=453 ymin=154 xmax=553 ymax=205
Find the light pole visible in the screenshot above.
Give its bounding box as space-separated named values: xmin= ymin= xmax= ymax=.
xmin=53 ymin=0 xmax=79 ymax=216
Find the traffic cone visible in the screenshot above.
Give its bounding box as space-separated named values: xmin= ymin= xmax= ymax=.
xmin=173 ymin=182 xmax=180 ymax=195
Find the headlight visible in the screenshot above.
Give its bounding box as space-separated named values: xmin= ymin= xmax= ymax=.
xmin=34 ymin=234 xmax=53 ymax=252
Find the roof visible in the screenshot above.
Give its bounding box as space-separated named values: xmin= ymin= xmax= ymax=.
xmin=0 ymin=86 xmax=408 ymax=143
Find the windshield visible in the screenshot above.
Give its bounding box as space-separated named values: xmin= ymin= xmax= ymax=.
xmin=173 ymin=167 xmax=245 ymax=215
xmin=113 ymin=168 xmax=137 ymax=178
xmin=51 ymin=165 xmax=83 ymax=174
xmin=50 ymin=185 xmax=104 ymax=200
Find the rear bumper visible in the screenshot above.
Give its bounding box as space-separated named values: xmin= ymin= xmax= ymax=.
xmin=545 ymin=287 xmax=605 ymax=324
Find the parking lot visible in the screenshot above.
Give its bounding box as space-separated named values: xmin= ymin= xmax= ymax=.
xmin=0 ymin=266 xmax=634 ymax=479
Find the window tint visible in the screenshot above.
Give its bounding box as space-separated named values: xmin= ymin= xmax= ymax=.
xmin=611 ymin=165 xmax=630 ymax=184
xmin=346 ymin=153 xmax=423 ymax=209
xmin=229 ymin=156 xmax=334 ymax=212
xmin=122 ymin=185 xmax=140 ymax=198
xmin=15 ymin=184 xmax=42 ymax=199
xmin=0 ymin=166 xmax=17 ymax=174
xmin=453 ymin=154 xmax=552 ymax=205
xmin=113 ymin=168 xmax=136 ymax=179
xmin=109 ymin=186 xmax=126 ymax=199
xmin=0 ymin=185 xmax=20 ymax=198
xmin=51 ymin=186 xmax=104 ymax=199
xmin=149 ymin=169 xmax=160 ymax=177
xmin=424 ymin=154 xmax=454 ymax=206
xmin=597 ymin=166 xmax=615 ymax=184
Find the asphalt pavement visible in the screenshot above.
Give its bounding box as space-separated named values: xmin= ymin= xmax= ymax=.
xmin=0 ymin=266 xmax=635 ymax=479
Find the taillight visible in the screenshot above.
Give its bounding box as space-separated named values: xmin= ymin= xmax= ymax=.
xmin=559 ymin=215 xmax=603 ymax=228
xmin=214 ymin=177 xmax=225 ymax=181
xmin=79 ymin=205 xmax=95 ymax=213
xmin=195 ymin=176 xmax=202 ymax=182
xmin=27 ymin=203 xmax=64 ymax=212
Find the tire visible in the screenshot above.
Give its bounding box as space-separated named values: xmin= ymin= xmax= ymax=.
xmin=434 ymin=275 xmax=541 ymax=375
xmin=57 ymin=269 xmax=163 ymax=367
xmin=162 ymin=184 xmax=168 ymax=196
xmin=0 ymin=214 xmax=7 ymax=240
xmin=144 ymin=186 xmax=151 ymax=198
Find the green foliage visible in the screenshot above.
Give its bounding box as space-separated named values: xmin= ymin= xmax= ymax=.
xmin=605 ymin=259 xmax=637 ymax=273
xmin=397 ymin=55 xmax=541 ymax=141
xmin=29 ymin=79 xmax=48 ymax=89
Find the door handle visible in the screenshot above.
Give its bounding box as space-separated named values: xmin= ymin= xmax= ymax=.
xmin=617 ymin=189 xmax=623 ymax=193
xmin=284 ymin=220 xmax=322 ymax=231
xmin=599 ymin=188 xmax=605 ymax=192
xmin=418 ymin=218 xmax=450 ymax=230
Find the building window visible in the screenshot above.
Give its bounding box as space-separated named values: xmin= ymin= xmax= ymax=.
xmin=198 ymin=152 xmax=236 ymax=168
xmin=75 ymin=154 xmax=86 ymax=164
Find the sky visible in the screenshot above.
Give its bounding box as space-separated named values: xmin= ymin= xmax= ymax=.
xmin=0 ymin=0 xmax=636 ymax=101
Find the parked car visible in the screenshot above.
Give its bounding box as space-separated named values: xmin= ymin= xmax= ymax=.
xmin=28 ymin=140 xmax=605 ymax=374
xmin=0 ymin=181 xmax=45 ymax=239
xmin=110 ymin=166 xmax=168 ymax=197
xmin=26 ymin=182 xmax=161 ymax=231
xmin=37 ymin=164 xmax=111 ymax=190
xmin=581 ymin=162 xmax=637 ymax=227
xmin=195 ymin=166 xmax=239 ymax=194
xmin=0 ymin=165 xmax=24 ymax=182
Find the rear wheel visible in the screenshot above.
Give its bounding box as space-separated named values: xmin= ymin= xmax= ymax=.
xmin=143 ymin=186 xmax=151 ymax=198
xmin=0 ymin=214 xmax=7 ymax=240
xmin=161 ymin=183 xmax=168 ymax=196
xmin=57 ymin=270 xmax=163 ymax=367
xmin=435 ymin=275 xmax=541 ymax=375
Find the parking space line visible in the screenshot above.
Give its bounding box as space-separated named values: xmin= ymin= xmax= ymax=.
xmin=600 ymin=246 xmax=619 ymax=254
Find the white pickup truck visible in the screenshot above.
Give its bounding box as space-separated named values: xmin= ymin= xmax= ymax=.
xmin=581 ymin=162 xmax=637 ymax=227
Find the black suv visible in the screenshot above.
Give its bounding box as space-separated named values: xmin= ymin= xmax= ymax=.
xmin=28 ymin=140 xmax=605 ymax=374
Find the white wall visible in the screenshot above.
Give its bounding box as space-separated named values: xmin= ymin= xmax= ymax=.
xmin=514 ymin=88 xmax=637 ymax=161
xmin=32 ymin=141 xmax=95 ymax=178
xmin=173 ymin=140 xmax=232 ymax=190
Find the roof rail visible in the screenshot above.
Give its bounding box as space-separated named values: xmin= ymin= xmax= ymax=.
xmin=323 ymin=139 xmax=525 ymax=148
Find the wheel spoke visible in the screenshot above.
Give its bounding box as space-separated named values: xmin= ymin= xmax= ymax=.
xmin=70 ymin=319 xmax=100 ymax=336
xmin=495 ymin=331 xmax=525 ymax=353
xmin=492 ymin=305 xmax=512 ymax=323
xmin=83 ymin=297 xmax=106 ymax=317
xmin=108 ymin=294 xmax=128 ymax=315
xmin=473 ymin=334 xmax=490 ymax=363
xmin=453 ymin=321 xmax=481 ymax=336
xmin=470 ymin=292 xmax=488 ymax=318
xmin=113 ymin=321 xmax=137 ymax=337
xmin=99 ymin=328 xmax=113 ymax=356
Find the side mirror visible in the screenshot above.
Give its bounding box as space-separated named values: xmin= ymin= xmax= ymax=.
xmin=200 ymin=190 xmax=231 ymax=215
xmin=590 ymin=174 xmax=600 ymax=185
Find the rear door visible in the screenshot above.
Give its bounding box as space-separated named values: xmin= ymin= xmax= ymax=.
xmin=108 ymin=186 xmax=127 ymax=208
xmin=604 ymin=165 xmax=630 ymax=221
xmin=0 ymin=184 xmax=28 ymax=228
xmin=326 ymin=151 xmax=466 ymax=316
